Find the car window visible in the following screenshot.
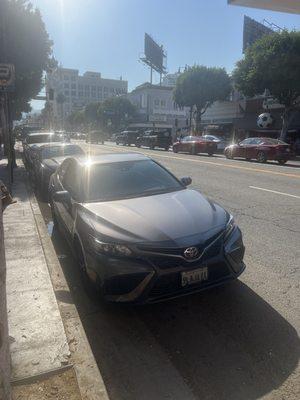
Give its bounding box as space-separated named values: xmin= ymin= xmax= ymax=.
xmin=62 ymin=161 xmax=81 ymax=199
xmin=84 ymin=160 xmax=183 ymax=202
xmin=240 ymin=138 xmax=252 ymax=145
xmin=41 ymin=145 xmax=84 ymax=159
xmin=26 ymin=134 xmax=62 ymax=144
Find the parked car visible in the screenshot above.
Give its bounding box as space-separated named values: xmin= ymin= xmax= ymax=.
xmin=136 ymin=129 xmax=172 ymax=151
xmin=23 ymin=132 xmax=63 ymax=168
xmin=224 ymin=137 xmax=292 ymax=164
xmin=86 ymin=131 xmax=105 ymax=144
xmin=202 ymin=134 xmax=227 ymax=151
xmin=116 ymin=131 xmax=138 ymax=146
xmin=49 ymin=153 xmax=245 ymax=303
xmin=55 ymin=130 xmax=71 ymax=143
xmin=32 ymin=143 xmax=85 ymax=198
xmin=173 ymin=136 xmax=217 ymax=156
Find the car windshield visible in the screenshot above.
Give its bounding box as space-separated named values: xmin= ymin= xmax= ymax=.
xmin=261 ymin=138 xmax=287 ymax=145
xmin=41 ymin=145 xmax=84 ymax=159
xmin=84 ymin=160 xmax=183 ymax=202
xmin=26 ymin=134 xmax=62 ymax=144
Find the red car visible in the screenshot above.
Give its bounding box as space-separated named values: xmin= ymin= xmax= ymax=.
xmin=224 ymin=137 xmax=292 ymax=165
xmin=173 ymin=136 xmax=217 ymax=156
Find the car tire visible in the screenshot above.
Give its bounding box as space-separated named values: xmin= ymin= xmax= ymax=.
xmin=150 ymin=144 xmax=155 ymax=150
xmin=257 ymin=151 xmax=267 ymax=163
xmin=74 ymin=237 xmax=100 ymax=299
xmin=208 ymin=151 xmax=214 ymax=157
xmin=136 ymin=143 xmax=141 ymax=148
xmin=278 ymin=159 xmax=287 ymax=165
xmin=164 ymin=146 xmax=169 ymax=151
xmin=190 ymin=146 xmax=196 ymax=155
xmin=50 ymin=200 xmax=59 ymax=228
xmin=173 ymin=147 xmax=178 ymax=153
xmin=225 ymin=149 xmax=233 ymax=159
xmin=245 ymin=157 xmax=251 ymax=161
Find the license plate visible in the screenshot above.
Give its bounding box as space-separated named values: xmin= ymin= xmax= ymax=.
xmin=181 ymin=267 xmax=208 ymax=287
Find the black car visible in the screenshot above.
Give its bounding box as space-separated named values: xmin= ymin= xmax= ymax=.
xmin=32 ymin=143 xmax=85 ymax=197
xmin=136 ymin=129 xmax=172 ymax=151
xmin=86 ymin=130 xmax=105 ymax=144
xmin=116 ymin=131 xmax=138 ymax=146
xmin=49 ymin=153 xmax=245 ymax=304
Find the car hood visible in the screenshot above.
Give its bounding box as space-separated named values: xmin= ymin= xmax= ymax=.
xmin=83 ymin=189 xmax=228 ymax=246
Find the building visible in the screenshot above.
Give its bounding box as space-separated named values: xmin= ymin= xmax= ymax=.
xmin=45 ymin=67 xmax=128 ymax=126
xmin=228 ymin=0 xmax=300 ymax=14
xmin=126 ymin=82 xmax=189 ymax=134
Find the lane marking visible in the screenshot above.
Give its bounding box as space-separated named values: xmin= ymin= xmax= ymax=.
xmin=249 ymin=186 xmax=300 ymax=199
xmin=97 ymin=144 xmax=300 ymax=180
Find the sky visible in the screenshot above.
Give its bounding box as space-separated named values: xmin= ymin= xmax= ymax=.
xmin=30 ymin=0 xmax=300 ymax=111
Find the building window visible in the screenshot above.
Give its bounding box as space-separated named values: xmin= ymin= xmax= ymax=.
xmin=103 ymin=87 xmax=108 ymax=92
xmin=64 ymin=83 xmax=69 ymax=89
xmin=79 ymin=92 xmax=83 ymax=97
xmin=64 ymin=75 xmax=69 ymax=80
xmin=71 ymin=91 xmax=76 ymax=97
xmin=64 ymin=90 xmax=69 ymax=96
xmin=154 ymin=99 xmax=160 ymax=108
xmin=71 ymin=76 xmax=76 ymax=81
xmin=98 ymin=87 xmax=102 ymax=92
xmin=161 ymin=100 xmax=166 ymax=108
xmin=78 ymin=84 xmax=83 ymax=90
xmin=71 ymin=83 xmax=76 ymax=89
xmin=110 ymin=88 xmax=114 ymax=93
xmin=85 ymin=85 xmax=89 ymax=91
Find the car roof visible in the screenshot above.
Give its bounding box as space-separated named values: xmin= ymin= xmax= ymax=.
xmin=38 ymin=142 xmax=78 ymax=150
xmin=68 ymin=152 xmax=150 ymax=167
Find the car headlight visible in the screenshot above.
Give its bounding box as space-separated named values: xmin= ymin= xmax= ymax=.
xmin=90 ymin=236 xmax=133 ymax=257
xmin=224 ymin=215 xmax=236 ymax=241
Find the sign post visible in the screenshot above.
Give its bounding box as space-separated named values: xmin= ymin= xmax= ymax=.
xmin=0 ymin=64 xmax=15 ymax=190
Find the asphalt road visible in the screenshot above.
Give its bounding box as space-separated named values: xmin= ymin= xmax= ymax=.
xmin=39 ymin=141 xmax=300 ymax=400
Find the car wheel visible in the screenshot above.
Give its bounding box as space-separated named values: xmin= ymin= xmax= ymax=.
xmin=190 ymin=146 xmax=196 ymax=155
xmin=164 ymin=146 xmax=169 ymax=151
xmin=74 ymin=237 xmax=100 ymax=299
xmin=278 ymin=159 xmax=287 ymax=165
xmin=245 ymin=157 xmax=251 ymax=161
xmin=50 ymin=200 xmax=59 ymax=228
xmin=208 ymin=152 xmax=214 ymax=157
xmin=150 ymin=144 xmax=155 ymax=150
xmin=173 ymin=147 xmax=178 ymax=153
xmin=136 ymin=143 xmax=141 ymax=148
xmin=257 ymin=151 xmax=267 ymax=163
xmin=225 ymin=149 xmax=233 ymax=159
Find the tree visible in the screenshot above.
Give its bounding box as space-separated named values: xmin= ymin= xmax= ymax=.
xmin=233 ymin=30 xmax=300 ymax=140
xmin=174 ymin=66 xmax=231 ymax=132
xmin=84 ymin=102 xmax=101 ymax=128
xmin=56 ymin=93 xmax=66 ymax=129
xmin=98 ymin=97 xmax=136 ymax=131
xmin=66 ymin=110 xmax=85 ymax=131
xmin=0 ymin=0 xmax=53 ymax=120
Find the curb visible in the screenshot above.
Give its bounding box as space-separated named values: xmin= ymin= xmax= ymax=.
xmin=26 ymin=181 xmax=109 ymax=400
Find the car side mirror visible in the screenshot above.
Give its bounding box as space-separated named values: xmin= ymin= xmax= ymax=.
xmin=53 ymin=190 xmax=71 ymax=203
xmin=181 ymin=176 xmax=192 ymax=186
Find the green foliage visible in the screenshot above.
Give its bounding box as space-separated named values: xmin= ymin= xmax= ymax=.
xmin=233 ymin=30 xmax=300 ymax=108
xmin=174 ymin=66 xmax=231 ymax=126
xmin=66 ymin=110 xmax=85 ymax=130
xmin=98 ymin=97 xmax=136 ymax=131
xmin=0 ymin=0 xmax=53 ymax=119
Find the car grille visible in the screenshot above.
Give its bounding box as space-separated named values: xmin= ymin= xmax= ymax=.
xmin=148 ymin=261 xmax=230 ymax=299
xmin=137 ymin=230 xmax=224 ymax=270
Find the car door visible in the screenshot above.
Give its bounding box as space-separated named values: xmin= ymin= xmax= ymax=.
xmin=235 ymin=138 xmax=251 ymax=157
xmin=245 ymin=138 xmax=261 ymax=159
xmin=180 ymin=136 xmax=191 ymax=152
xmin=54 ymin=159 xmax=81 ymax=240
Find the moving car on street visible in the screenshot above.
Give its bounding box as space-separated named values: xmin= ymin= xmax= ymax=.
xmin=31 ymin=143 xmax=85 ymax=198
xmin=173 ymin=136 xmax=217 ymax=156
xmin=49 ymin=153 xmax=245 ymax=303
xmin=86 ymin=130 xmax=105 ymax=144
xmin=136 ymin=129 xmax=172 ymax=151
xmin=224 ymin=137 xmax=292 ymax=164
xmin=116 ymin=130 xmax=138 ymax=146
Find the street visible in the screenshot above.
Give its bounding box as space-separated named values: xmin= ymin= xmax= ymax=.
xmin=38 ymin=142 xmax=300 ymax=400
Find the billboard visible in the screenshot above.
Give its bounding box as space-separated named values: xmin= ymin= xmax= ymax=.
xmin=144 ymin=33 xmax=165 ymax=73
xmin=243 ymin=16 xmax=274 ymax=52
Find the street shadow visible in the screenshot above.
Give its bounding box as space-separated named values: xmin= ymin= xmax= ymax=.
xmin=50 ymin=226 xmax=299 ymax=400
xmin=136 ymin=282 xmax=300 ymax=400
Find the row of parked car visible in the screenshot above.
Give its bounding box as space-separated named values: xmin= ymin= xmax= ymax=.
xmin=21 ymin=130 xmax=246 ymax=304
xmin=115 ymin=130 xmax=293 ymax=164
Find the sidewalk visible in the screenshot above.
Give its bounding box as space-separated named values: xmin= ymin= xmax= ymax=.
xmin=1 ymin=156 xmax=108 ymax=399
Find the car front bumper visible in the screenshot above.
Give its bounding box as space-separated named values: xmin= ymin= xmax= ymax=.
xmin=85 ymin=227 xmax=246 ymax=304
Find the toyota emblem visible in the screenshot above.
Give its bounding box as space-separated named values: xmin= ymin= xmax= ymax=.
xmin=184 ymin=247 xmax=199 ymax=260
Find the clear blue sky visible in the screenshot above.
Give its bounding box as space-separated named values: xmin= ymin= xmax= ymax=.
xmin=30 ymin=0 xmax=300 ymax=110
